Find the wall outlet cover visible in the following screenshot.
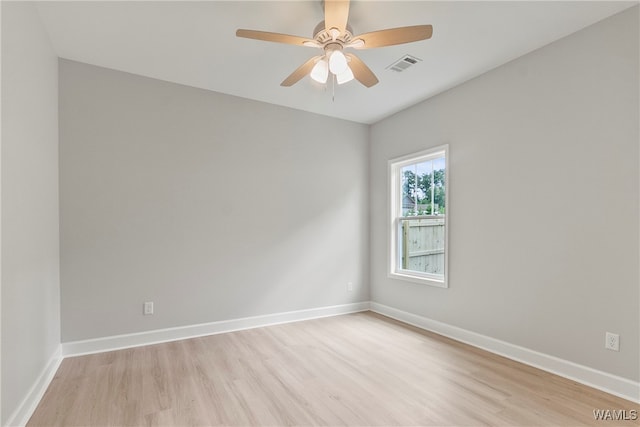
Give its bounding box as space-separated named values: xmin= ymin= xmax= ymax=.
xmin=605 ymin=332 xmax=619 ymax=351
xmin=143 ymin=302 xmax=154 ymax=315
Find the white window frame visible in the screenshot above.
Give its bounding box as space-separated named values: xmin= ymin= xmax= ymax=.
xmin=388 ymin=145 xmax=449 ymax=287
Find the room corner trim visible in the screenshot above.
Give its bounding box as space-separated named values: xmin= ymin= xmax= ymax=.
xmin=62 ymin=301 xmax=371 ymax=358
xmin=5 ymin=345 xmax=63 ymax=427
xmin=370 ymin=302 xmax=640 ymax=404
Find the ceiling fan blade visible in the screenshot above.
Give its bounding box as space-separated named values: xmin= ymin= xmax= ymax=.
xmin=345 ymin=54 xmax=378 ymax=88
xmin=324 ymin=0 xmax=350 ymax=35
xmin=281 ymin=56 xmax=323 ymax=87
xmin=236 ymin=29 xmax=317 ymax=47
xmin=352 ymin=25 xmax=433 ymax=49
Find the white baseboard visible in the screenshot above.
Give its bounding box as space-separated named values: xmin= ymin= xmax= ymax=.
xmin=11 ymin=300 xmax=637 ymax=427
xmin=370 ymin=302 xmax=640 ymax=404
xmin=4 ymin=345 xmax=62 ymax=427
xmin=62 ymin=301 xmax=371 ymax=357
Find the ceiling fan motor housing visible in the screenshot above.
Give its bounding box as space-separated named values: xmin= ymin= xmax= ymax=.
xmin=313 ymin=21 xmax=354 ymax=46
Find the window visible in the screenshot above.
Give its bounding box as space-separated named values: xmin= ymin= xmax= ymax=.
xmin=389 ymin=145 xmax=448 ymax=287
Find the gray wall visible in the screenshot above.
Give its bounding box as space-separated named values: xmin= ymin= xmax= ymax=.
xmin=4 ymin=5 xmax=637 ymax=419
xmin=370 ymin=7 xmax=639 ymax=381
xmin=59 ymin=60 xmax=369 ymax=342
xmin=1 ymin=2 xmax=61 ymax=424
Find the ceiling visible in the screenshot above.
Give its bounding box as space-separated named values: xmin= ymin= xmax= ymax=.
xmin=36 ymin=1 xmax=637 ymax=124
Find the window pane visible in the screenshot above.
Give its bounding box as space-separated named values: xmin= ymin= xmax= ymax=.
xmin=399 ymin=217 xmax=445 ymax=276
xmin=401 ymin=158 xmax=445 ymax=216
xmin=399 ymin=155 xmax=446 ymax=277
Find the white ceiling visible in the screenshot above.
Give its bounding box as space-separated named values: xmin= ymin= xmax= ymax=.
xmin=36 ymin=1 xmax=636 ymax=124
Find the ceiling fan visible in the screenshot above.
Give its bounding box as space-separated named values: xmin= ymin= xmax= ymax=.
xmin=236 ymin=0 xmax=433 ymax=88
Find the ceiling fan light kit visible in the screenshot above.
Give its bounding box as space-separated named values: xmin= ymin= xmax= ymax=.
xmin=236 ymin=0 xmax=433 ymax=89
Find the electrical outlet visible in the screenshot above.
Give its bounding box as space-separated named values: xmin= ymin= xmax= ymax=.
xmin=347 ymin=282 xmax=353 ymax=292
xmin=143 ymin=301 xmax=154 ymax=315
xmin=605 ymin=332 xmax=619 ymax=351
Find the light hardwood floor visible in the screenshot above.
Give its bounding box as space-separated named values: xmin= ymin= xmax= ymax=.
xmin=29 ymin=312 xmax=639 ymax=426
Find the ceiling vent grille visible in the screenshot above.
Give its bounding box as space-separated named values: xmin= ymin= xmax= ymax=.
xmin=387 ymin=54 xmax=422 ymax=72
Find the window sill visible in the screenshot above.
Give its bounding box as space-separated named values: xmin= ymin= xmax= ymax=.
xmin=388 ymin=271 xmax=448 ymax=288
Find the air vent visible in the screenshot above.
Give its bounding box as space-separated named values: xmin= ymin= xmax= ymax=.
xmin=387 ymin=54 xmax=422 ymax=72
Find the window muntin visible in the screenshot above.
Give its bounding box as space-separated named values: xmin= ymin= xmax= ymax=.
xmin=389 ymin=146 xmax=448 ymax=287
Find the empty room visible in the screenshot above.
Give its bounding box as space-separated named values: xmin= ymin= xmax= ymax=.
xmin=2 ymin=0 xmax=639 ymax=426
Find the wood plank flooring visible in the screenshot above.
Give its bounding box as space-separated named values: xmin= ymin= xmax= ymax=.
xmin=28 ymin=312 xmax=639 ymax=426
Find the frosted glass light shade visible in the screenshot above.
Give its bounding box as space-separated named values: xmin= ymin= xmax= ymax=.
xmin=310 ymin=59 xmax=329 ymax=84
xmin=336 ymin=66 xmax=354 ymax=85
xmin=328 ymin=50 xmax=348 ymax=75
